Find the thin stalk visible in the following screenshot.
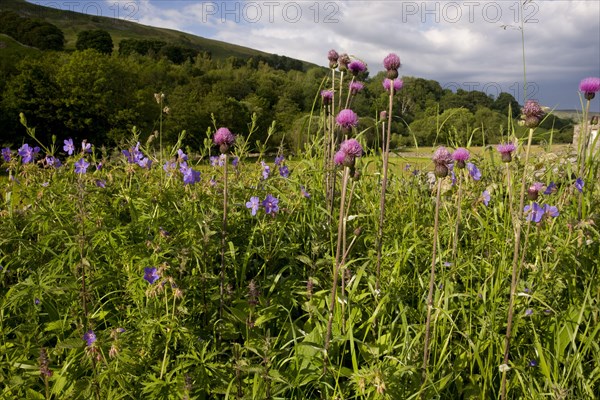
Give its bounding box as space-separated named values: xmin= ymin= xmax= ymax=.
xmin=578 ymin=99 xmax=591 ymax=220
xmin=501 ymin=127 xmax=535 ymax=400
xmin=422 ymin=178 xmax=443 ymax=383
xmin=324 ymin=166 xmax=350 ymax=372
xmin=376 ymin=85 xmax=395 ymax=292
xmin=219 ymin=154 xmax=229 ymax=322
xmin=159 ymin=290 xmax=171 ymax=379
xmin=452 ymin=170 xmax=463 ymax=258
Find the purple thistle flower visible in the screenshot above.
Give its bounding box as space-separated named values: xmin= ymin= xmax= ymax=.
xmin=74 ymin=158 xmax=90 ymax=174
xmin=333 ymin=150 xmax=346 ymax=166
xmin=452 ymin=147 xmax=470 ymax=168
xmin=279 ymin=165 xmax=290 ymax=178
xmin=321 ymin=90 xmax=333 ymax=106
xmin=579 ymin=77 xmax=600 ymax=100
xmin=527 ymin=182 xmax=544 ymax=200
xmin=327 ymin=49 xmax=339 ymax=64
xmin=63 ymin=139 xmax=75 ymax=155
xmin=262 ymin=194 xmax=279 ymax=215
xmin=544 ymin=182 xmax=557 ymax=195
xmin=261 ymin=161 xmax=270 ymax=180
xmin=382 ymin=78 xmax=403 ymax=93
xmin=482 ymin=190 xmax=490 ymax=206
xmin=338 ymin=53 xmax=350 ymax=71
xmin=245 ymin=196 xmax=260 ymax=216
xmin=214 ymin=127 xmax=235 ymax=152
xmin=432 ymin=146 xmax=452 ymax=165
xmin=383 ymin=53 xmax=401 ymax=71
xmin=1 ymin=147 xmax=11 ymax=162
xmin=274 ymin=155 xmax=284 ymax=166
xmin=82 ymin=140 xmax=92 ymax=153
xmin=575 ymin=178 xmax=584 ymax=193
xmin=496 ymin=142 xmax=517 ymax=161
xmin=524 ymin=202 xmax=544 ymax=223
xmin=543 ymin=204 xmax=559 ymax=218
xmin=340 ymin=138 xmax=363 ymax=158
xmin=347 ymin=60 xmax=366 ymax=76
xmin=144 ymin=267 xmax=160 ymax=284
xmin=18 ymin=144 xmax=40 ymax=164
xmin=521 ymin=100 xmax=544 ymax=128
xmin=349 ymin=81 xmax=364 ymax=95
xmin=335 ymin=109 xmax=359 ymax=129
xmin=83 ymin=330 xmax=97 ymax=347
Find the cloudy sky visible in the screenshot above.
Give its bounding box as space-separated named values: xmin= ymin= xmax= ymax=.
xmin=31 ymin=0 xmax=600 ymax=110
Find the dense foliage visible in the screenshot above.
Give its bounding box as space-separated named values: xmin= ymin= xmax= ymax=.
xmin=75 ymin=30 xmax=113 ymax=55
xmin=0 ymin=11 xmax=64 ymax=51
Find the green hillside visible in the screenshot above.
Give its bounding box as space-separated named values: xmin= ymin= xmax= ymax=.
xmin=0 ymin=0 xmax=312 ymax=65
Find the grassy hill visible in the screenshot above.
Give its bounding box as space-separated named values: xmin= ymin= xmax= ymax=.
xmin=0 ymin=0 xmax=313 ymax=66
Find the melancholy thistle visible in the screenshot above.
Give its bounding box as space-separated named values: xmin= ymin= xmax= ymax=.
xmin=432 ymin=146 xmax=453 ymax=178
xmin=338 ymin=53 xmax=351 ymax=72
xmin=382 ymin=78 xmax=404 ymax=93
xmin=383 ymin=53 xmax=401 ymax=79
xmin=334 ymin=138 xmax=363 ymax=168
xmin=214 ymin=127 xmax=236 ymax=154
xmin=349 ymin=81 xmax=364 ymax=95
xmin=521 ymin=100 xmax=545 ymax=128
xmin=497 ymin=142 xmax=517 ymax=163
xmin=321 ymin=90 xmax=333 ymax=107
xmin=327 ymin=49 xmax=339 ymax=69
xmin=452 ymin=147 xmax=470 ymax=169
xmin=527 ymin=182 xmax=544 ymax=200
xmin=579 ymin=77 xmax=600 ymax=100
xmin=347 ymin=60 xmax=366 ymax=76
xmin=335 ymin=109 xmax=359 ymax=130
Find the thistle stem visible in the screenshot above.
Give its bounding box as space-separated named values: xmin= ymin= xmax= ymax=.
xmin=219 ymin=155 xmax=228 ymax=322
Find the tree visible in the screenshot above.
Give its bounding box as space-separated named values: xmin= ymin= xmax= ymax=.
xmin=76 ymin=30 xmax=113 ymax=55
xmin=492 ymin=92 xmax=521 ymax=119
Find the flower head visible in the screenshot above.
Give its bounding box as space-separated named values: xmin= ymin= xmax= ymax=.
xmin=18 ymin=144 xmax=40 ymax=164
xmin=300 ymin=185 xmax=311 ymax=198
xmin=338 ymin=53 xmax=350 ymax=71
xmin=575 ymin=177 xmax=584 ymax=193
xmin=137 ymin=157 xmax=152 ymax=169
xmin=335 ymin=109 xmax=359 ymax=129
xmin=144 ymin=267 xmax=160 ymax=284
xmin=543 ymin=204 xmax=559 ymax=218
xmin=274 ymin=155 xmax=284 ymax=166
xmin=63 ymin=139 xmax=75 ymax=155
xmin=452 ymin=147 xmax=470 ymax=168
xmin=81 ymin=140 xmax=92 ymax=153
xmin=279 ymin=165 xmax=290 ymax=178
xmin=327 ymin=49 xmax=339 ymax=68
xmin=482 ymin=190 xmax=490 ymax=206
xmin=521 ymin=100 xmax=544 ymax=128
xmin=333 ymin=150 xmax=346 ymax=166
xmin=524 ymin=202 xmax=544 ymax=223
xmin=340 ymin=138 xmax=363 ymax=157
xmin=527 ymin=182 xmax=544 ymax=200
xmin=382 ymin=78 xmax=403 ymax=93
xmin=262 ymin=194 xmax=279 ymax=215
xmin=44 ymin=156 xmax=61 ymax=168
xmin=321 ymin=90 xmax=333 ymax=106
xmin=214 ymin=127 xmax=235 ymax=153
xmin=83 ymin=330 xmax=97 ymax=347
xmin=579 ymin=77 xmax=600 ymax=100
xmin=383 ymin=53 xmax=401 ymax=79
xmin=467 ymin=162 xmax=481 ymax=180
xmin=246 ymin=196 xmax=260 ymax=216
xmin=123 ymin=142 xmax=143 ymax=163
xmin=347 ymin=60 xmax=366 ymax=76
xmin=181 ymin=165 xmax=201 ymax=185
xmin=497 ymin=142 xmax=517 ymax=163
xmin=177 ymin=149 xmax=188 ymax=162
xmin=544 ymin=181 xmax=557 ymax=195
xmin=1 ymin=147 xmax=11 ymax=162
xmin=349 ymin=81 xmax=364 ymax=95
xmin=260 ymin=161 xmax=270 ymax=180
xmin=74 ymin=158 xmax=90 ymax=174
xmin=432 ymin=146 xmax=452 ymax=178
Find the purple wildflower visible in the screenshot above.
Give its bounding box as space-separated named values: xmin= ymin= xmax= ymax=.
xmin=279 ymin=165 xmax=290 ymax=178
xmin=327 ymin=49 xmax=339 ymax=68
xmin=181 ymin=166 xmax=201 ymax=185
xmin=83 ymin=330 xmax=97 ymax=347
xmin=18 ymin=144 xmax=40 ymax=164
xmin=525 ymin=308 xmax=533 ymax=316
xmin=63 ymin=139 xmax=75 ymax=155
xmin=300 ymin=185 xmax=311 ymax=198
xmin=529 ymin=359 xmax=538 ymax=367
xmin=144 ymin=267 xmax=160 ymax=284
xmin=261 ymin=161 xmax=270 ymax=180
xmin=497 ymin=142 xmax=517 ymax=163
xmin=232 ymin=157 xmax=239 ymax=167
xmin=44 ymin=156 xmax=61 ymax=168
xmin=210 ymin=156 xmax=219 ymax=167
xmin=245 ymin=196 xmax=260 ymax=216
xmin=274 ymin=155 xmax=284 ymax=166
xmin=527 ymin=182 xmax=544 ymax=200
xmin=338 ymin=53 xmax=350 ymax=71
xmin=544 ymin=182 xmax=557 ymax=195
xmin=482 ymin=190 xmax=490 ymax=206
xmin=262 ymin=194 xmax=279 ymax=215
xmin=96 ymin=162 xmax=102 ymax=171
xmin=81 ymin=140 xmax=92 ymax=153
xmin=177 ymin=149 xmax=188 ymax=162
xmin=163 ymin=161 xmax=177 ymax=173
xmin=524 ymin=202 xmax=544 ymax=223
xmin=432 ymin=146 xmax=452 ymax=178
xmin=74 ymin=158 xmax=90 ymax=174
xmin=321 ymin=90 xmax=333 ymax=106
xmin=579 ymin=77 xmax=600 ymax=100
xmin=123 ymin=142 xmax=143 ymax=164
xmin=333 ymin=150 xmax=346 ymax=166
xmin=95 ymin=179 xmax=106 ymax=188
xmin=214 ymin=127 xmax=235 ymax=153
xmin=137 ymin=157 xmax=152 ymax=169
xmin=347 ymin=60 xmax=366 ymax=76
xmin=335 ymin=109 xmax=359 ymax=129
xmin=340 ymin=138 xmax=363 ymax=157
xmin=383 ymin=53 xmax=401 ymax=71
xmin=382 ymin=78 xmax=403 ymax=93
xmin=543 ymin=204 xmax=559 ymax=218
xmin=1 ymin=147 xmax=11 ymax=162
xmin=349 ymin=81 xmax=364 ymax=95
xmin=575 ymin=178 xmax=584 ymax=193
xmin=521 ymin=100 xmax=544 ymax=128
xmin=452 ymin=147 xmax=470 ymax=168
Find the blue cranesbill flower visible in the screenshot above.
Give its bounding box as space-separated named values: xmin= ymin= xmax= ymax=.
xmin=1 ymin=147 xmax=11 ymax=162
xmin=44 ymin=156 xmax=61 ymax=168
xmin=262 ymin=194 xmax=279 ymax=215
xmin=83 ymin=330 xmax=97 ymax=347
xmin=543 ymin=204 xmax=559 ymax=218
xmin=123 ymin=142 xmax=143 ymax=164
xmin=544 ymin=181 xmax=557 ymax=195
xmin=18 ymin=143 xmax=40 ymax=164
xmin=63 ymin=139 xmax=75 ymax=155
xmin=300 ymin=186 xmax=311 ymax=199
xmin=467 ymin=162 xmax=481 ymax=181
xmin=274 ymin=155 xmax=284 ymax=166
xmin=144 ymin=267 xmax=160 ymax=284
xmin=482 ymin=190 xmax=490 ymax=206
xmin=524 ymin=202 xmax=544 ymax=223
xmin=75 ymin=158 xmax=90 ymax=174
xmin=137 ymin=157 xmax=152 ymax=169
xmin=261 ymin=161 xmax=270 ymax=180
xmin=279 ymin=165 xmax=290 ymax=178
xmin=82 ymin=140 xmax=92 ymax=153
xmin=245 ymin=196 xmax=260 ymax=216
xmin=575 ymin=178 xmax=584 ymax=193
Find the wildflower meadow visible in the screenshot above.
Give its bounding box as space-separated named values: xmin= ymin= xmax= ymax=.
xmin=1 ymin=46 xmax=599 ymax=400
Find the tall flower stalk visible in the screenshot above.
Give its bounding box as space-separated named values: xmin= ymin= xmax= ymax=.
xmin=500 ymin=101 xmax=541 ymax=399
xmin=422 ymin=146 xmax=452 ymax=382
xmin=577 ymin=77 xmax=600 ymax=219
